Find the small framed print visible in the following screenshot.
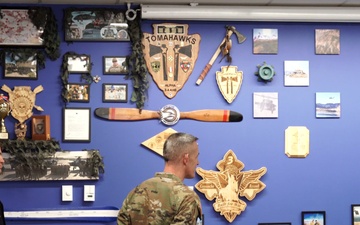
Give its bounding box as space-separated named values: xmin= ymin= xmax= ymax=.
xmin=316 ymin=92 xmax=340 ymax=118
xmin=31 ymin=115 xmax=50 ymax=140
xmin=67 ymin=54 xmax=91 ymax=73
xmin=3 ymin=51 xmax=38 ymax=80
xmin=284 ymin=60 xmax=310 ymax=87
xmin=253 ymin=92 xmax=278 ymax=118
xmin=66 ymin=83 xmax=90 ymax=103
xmin=102 ymin=83 xmax=128 ymax=103
xmin=352 ymin=204 xmax=360 ymax=225
xmin=259 ymin=223 xmax=291 ymax=225
xmin=253 ymin=28 xmax=278 ymax=54
xmin=103 ymin=56 xmax=128 ymax=74
xmin=63 ymin=107 xmax=91 ymax=142
xmin=302 ymin=211 xmax=326 ymax=225
xmin=315 ymin=29 xmax=340 ymax=55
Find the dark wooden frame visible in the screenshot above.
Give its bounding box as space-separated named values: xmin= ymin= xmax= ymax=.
xmin=3 ymin=51 xmax=38 ymax=80
xmin=102 ymin=83 xmax=128 ymax=103
xmin=31 ymin=115 xmax=50 ymax=141
xmin=301 ymin=211 xmax=326 ymax=225
xmin=63 ymin=107 xmax=91 ymax=143
xmin=64 ymin=8 xmax=130 ymax=42
xmin=103 ymin=56 xmax=128 ymax=75
xmin=0 ymin=8 xmax=44 ymax=46
xmin=66 ymin=54 xmax=91 ymax=74
xmin=66 ymin=83 xmax=90 ymax=103
xmin=352 ymin=204 xmax=360 ymax=225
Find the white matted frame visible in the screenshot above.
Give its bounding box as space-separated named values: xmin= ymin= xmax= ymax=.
xmin=253 ymin=92 xmax=278 ymax=118
xmin=63 ymin=107 xmax=91 ymax=142
xmin=284 ymin=60 xmax=309 ymax=86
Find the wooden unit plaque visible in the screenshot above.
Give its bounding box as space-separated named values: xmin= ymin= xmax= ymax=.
xmin=31 ymin=115 xmax=50 ymax=140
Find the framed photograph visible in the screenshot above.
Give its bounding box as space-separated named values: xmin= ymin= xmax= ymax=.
xmin=102 ymin=83 xmax=128 ymax=103
xmin=3 ymin=52 xmax=38 ymax=80
xmin=253 ymin=92 xmax=278 ymax=118
xmin=284 ymin=60 xmax=309 ymax=86
xmin=103 ymin=56 xmax=128 ymax=74
xmin=302 ymin=211 xmax=326 ymax=225
xmin=253 ymin=28 xmax=278 ymax=54
xmin=315 ymin=29 xmax=340 ymax=55
xmin=0 ymin=9 xmax=44 ymax=46
xmin=352 ymin=204 xmax=360 ymax=225
xmin=63 ymin=107 xmax=91 ymax=142
xmin=66 ymin=83 xmax=90 ymax=103
xmin=316 ymin=92 xmax=340 ymax=118
xmin=64 ymin=8 xmax=130 ymax=42
xmin=259 ymin=223 xmax=291 ymax=225
xmin=31 ymin=115 xmax=50 ymax=141
xmin=66 ymin=54 xmax=91 ymax=73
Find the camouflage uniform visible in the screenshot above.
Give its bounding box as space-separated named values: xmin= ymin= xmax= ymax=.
xmin=117 ymin=172 xmax=202 ymax=225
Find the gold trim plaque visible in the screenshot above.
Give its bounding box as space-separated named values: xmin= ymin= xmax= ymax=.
xmin=285 ymin=126 xmax=309 ymax=158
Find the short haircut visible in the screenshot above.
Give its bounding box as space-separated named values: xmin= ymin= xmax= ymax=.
xmin=163 ymin=132 xmax=198 ymax=162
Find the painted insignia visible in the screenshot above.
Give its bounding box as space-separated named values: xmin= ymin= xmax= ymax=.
xmin=216 ymin=66 xmax=243 ymax=104
xmin=195 ymin=150 xmax=267 ymax=223
xmin=142 ymin=23 xmax=201 ymax=98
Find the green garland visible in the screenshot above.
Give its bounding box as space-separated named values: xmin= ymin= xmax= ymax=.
xmin=126 ymin=14 xmax=149 ymax=110
xmin=60 ymin=52 xmax=93 ymax=105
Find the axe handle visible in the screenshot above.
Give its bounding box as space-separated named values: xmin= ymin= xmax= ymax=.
xmin=196 ymin=30 xmax=234 ymax=86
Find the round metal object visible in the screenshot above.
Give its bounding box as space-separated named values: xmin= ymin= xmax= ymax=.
xmin=258 ymin=64 xmax=275 ymax=81
xmin=125 ymin=9 xmax=137 ymax=21
xmin=159 ymin=105 xmax=180 ymax=126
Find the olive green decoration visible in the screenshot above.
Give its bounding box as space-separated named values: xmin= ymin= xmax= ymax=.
xmin=126 ymin=12 xmax=149 ymax=111
xmin=28 ymin=7 xmax=61 ymax=61
xmin=255 ymin=62 xmax=275 ymax=83
xmin=82 ymin=149 xmax=105 ymax=178
xmin=60 ymin=51 xmax=93 ymax=104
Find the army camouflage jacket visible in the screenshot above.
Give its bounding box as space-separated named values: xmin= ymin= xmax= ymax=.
xmin=117 ymin=172 xmax=202 ymax=225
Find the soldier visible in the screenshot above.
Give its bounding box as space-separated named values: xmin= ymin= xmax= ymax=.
xmin=117 ymin=132 xmax=202 ymax=225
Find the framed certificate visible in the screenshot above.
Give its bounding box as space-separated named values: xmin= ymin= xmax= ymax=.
xmin=63 ymin=107 xmax=91 ymax=142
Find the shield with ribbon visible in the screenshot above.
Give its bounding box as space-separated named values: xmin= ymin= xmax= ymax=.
xmin=142 ymin=23 xmax=201 ymax=99
xmin=216 ymin=66 xmax=243 ymax=104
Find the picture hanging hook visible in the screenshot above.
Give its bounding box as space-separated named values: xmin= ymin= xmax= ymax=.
xmin=126 ymin=3 xmax=137 ymax=21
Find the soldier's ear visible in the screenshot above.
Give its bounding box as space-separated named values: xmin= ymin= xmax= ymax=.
xmin=183 ymin=153 xmax=189 ymax=165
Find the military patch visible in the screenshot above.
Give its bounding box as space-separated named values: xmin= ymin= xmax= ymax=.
xmin=216 ymin=66 xmax=243 ymax=104
xmin=142 ymin=23 xmax=201 ymax=99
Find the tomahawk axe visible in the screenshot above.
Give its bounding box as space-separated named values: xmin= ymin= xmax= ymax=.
xmin=95 ymin=105 xmax=243 ymax=125
xmin=196 ymin=25 xmax=246 ymax=85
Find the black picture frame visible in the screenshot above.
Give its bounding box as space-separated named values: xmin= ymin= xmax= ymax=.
xmin=302 ymin=211 xmax=326 ymax=225
xmin=102 ymin=83 xmax=128 ymax=103
xmin=103 ymin=56 xmax=128 ymax=75
xmin=352 ymin=204 xmax=360 ymax=225
xmin=66 ymin=54 xmax=91 ymax=74
xmin=63 ymin=107 xmax=91 ymax=143
xmin=64 ymin=8 xmax=130 ymax=42
xmin=3 ymin=51 xmax=38 ymax=80
xmin=66 ymin=83 xmax=90 ymax=103
xmin=0 ymin=9 xmax=44 ymax=46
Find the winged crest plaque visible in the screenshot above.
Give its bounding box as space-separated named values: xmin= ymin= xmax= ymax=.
xmin=195 ymin=149 xmax=267 ymax=223
xmin=142 ymin=23 xmax=201 ymax=98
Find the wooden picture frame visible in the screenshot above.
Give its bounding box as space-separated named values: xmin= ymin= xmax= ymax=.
xmin=0 ymin=9 xmax=44 ymax=46
xmin=66 ymin=54 xmax=91 ymax=74
xmin=302 ymin=211 xmax=326 ymax=225
xmin=64 ymin=8 xmax=130 ymax=42
xmin=66 ymin=83 xmax=90 ymax=103
xmin=102 ymin=83 xmax=128 ymax=103
xmin=31 ymin=115 xmax=50 ymax=140
xmin=63 ymin=107 xmax=91 ymax=142
xmin=352 ymin=204 xmax=360 ymax=225
xmin=3 ymin=51 xmax=38 ymax=80
xmin=103 ymin=56 xmax=128 ymax=74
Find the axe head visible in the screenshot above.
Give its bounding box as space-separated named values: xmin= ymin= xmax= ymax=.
xmin=226 ymin=25 xmax=246 ymax=44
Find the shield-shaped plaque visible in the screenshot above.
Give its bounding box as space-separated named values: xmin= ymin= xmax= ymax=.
xmin=216 ymin=66 xmax=243 ymax=104
xmin=142 ymin=23 xmax=201 ymax=99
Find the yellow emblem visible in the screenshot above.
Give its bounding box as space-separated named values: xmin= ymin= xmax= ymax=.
xmin=195 ymin=149 xmax=266 ymax=223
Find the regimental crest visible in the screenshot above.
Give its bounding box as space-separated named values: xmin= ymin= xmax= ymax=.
xmin=216 ymin=66 xmax=243 ymax=104
xmin=142 ymin=23 xmax=201 ymax=99
xmin=195 ymin=150 xmax=267 ymax=223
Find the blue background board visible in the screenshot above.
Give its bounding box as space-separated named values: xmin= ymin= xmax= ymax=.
xmin=0 ymin=3 xmax=358 ymax=225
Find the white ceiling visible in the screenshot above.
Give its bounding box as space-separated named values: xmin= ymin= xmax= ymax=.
xmin=3 ymin=0 xmax=360 ymax=6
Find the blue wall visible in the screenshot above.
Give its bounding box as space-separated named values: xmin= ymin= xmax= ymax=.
xmin=0 ymin=4 xmax=359 ymax=225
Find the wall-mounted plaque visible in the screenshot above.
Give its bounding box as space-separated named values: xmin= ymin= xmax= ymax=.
xmin=31 ymin=115 xmax=50 ymax=140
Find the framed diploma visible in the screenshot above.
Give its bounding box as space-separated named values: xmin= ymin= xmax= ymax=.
xmin=63 ymin=107 xmax=91 ymax=142
xmin=31 ymin=115 xmax=50 ymax=140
